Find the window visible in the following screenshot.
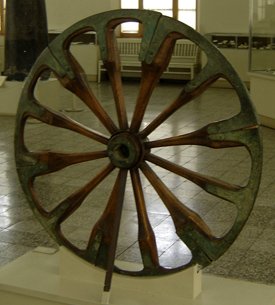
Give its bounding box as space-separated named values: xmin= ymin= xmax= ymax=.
xmin=0 ymin=0 xmax=6 ymax=34
xmin=120 ymin=0 xmax=197 ymax=35
xmin=178 ymin=0 xmax=196 ymax=29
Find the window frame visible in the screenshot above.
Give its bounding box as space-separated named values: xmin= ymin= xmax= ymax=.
xmin=0 ymin=0 xmax=6 ymax=35
xmin=120 ymin=0 xmax=197 ymax=37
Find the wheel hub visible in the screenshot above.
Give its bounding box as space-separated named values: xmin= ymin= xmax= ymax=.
xmin=107 ymin=132 xmax=144 ymax=169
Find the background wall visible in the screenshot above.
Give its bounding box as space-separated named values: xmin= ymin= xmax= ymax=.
xmin=45 ymin=0 xmax=119 ymax=31
xmin=46 ymin=0 xmax=250 ymax=34
xmin=199 ymin=0 xmax=250 ymax=34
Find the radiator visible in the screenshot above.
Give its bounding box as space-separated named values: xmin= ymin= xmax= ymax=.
xmin=98 ymin=38 xmax=201 ymax=82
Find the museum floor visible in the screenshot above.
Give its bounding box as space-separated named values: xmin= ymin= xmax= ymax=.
xmin=0 ymin=81 xmax=274 ymax=285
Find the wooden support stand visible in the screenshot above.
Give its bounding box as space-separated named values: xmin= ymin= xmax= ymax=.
xmin=0 ymin=247 xmax=275 ymax=305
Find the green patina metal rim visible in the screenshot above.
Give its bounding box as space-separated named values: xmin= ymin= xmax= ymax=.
xmin=14 ymin=9 xmax=262 ymax=277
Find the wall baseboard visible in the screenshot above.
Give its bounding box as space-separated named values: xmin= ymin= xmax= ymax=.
xmin=259 ymin=115 xmax=275 ymax=129
xmin=87 ymin=74 xmax=97 ymax=82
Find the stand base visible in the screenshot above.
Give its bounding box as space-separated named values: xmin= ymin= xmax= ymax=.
xmin=0 ymin=247 xmax=274 ymax=305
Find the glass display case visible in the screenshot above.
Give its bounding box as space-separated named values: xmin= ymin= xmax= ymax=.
xmin=203 ymin=33 xmax=251 ymax=82
xmin=206 ymin=33 xmax=249 ymax=49
xmin=249 ymin=0 xmax=275 ymax=73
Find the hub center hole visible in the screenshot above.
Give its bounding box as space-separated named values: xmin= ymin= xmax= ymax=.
xmin=116 ymin=144 xmax=130 ymax=159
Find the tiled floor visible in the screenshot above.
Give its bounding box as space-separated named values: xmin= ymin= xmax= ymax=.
xmin=0 ymin=80 xmax=274 ymax=285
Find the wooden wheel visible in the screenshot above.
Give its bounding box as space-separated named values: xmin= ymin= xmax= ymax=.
xmin=15 ymin=9 xmax=262 ymax=285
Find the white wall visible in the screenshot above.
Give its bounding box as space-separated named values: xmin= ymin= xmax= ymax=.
xmin=110 ymin=0 xmax=120 ymax=10
xmin=199 ymin=0 xmax=250 ymax=34
xmin=45 ymin=0 xmax=116 ymax=31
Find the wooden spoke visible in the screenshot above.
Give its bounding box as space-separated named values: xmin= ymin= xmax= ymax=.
xmin=29 ymin=150 xmax=108 ymax=177
xmin=105 ymin=62 xmax=129 ymax=129
xmin=130 ymin=169 xmax=160 ymax=269
xmin=145 ymin=153 xmax=243 ymax=204
xmin=146 ymin=122 xmax=244 ymax=149
xmin=17 ymin=151 xmax=107 ymax=186
xmin=86 ymin=169 xmax=128 ymax=292
xmin=147 ymin=120 xmax=260 ymax=153
xmin=29 ymin=102 xmax=109 ymax=145
xmin=139 ymin=161 xmax=213 ymax=238
xmin=103 ymin=169 xmax=127 ymax=292
xmin=58 ymin=52 xmax=118 ymax=134
xmin=140 ymin=65 xmax=221 ymax=138
xmin=49 ymin=163 xmax=115 ymax=225
xmin=103 ymin=33 xmax=128 ymax=130
xmin=130 ymin=35 xmax=179 ymax=133
xmin=139 ymin=161 xmax=220 ymax=266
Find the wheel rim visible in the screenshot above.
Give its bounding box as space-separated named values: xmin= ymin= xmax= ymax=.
xmin=14 ymin=10 xmax=262 ymax=278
